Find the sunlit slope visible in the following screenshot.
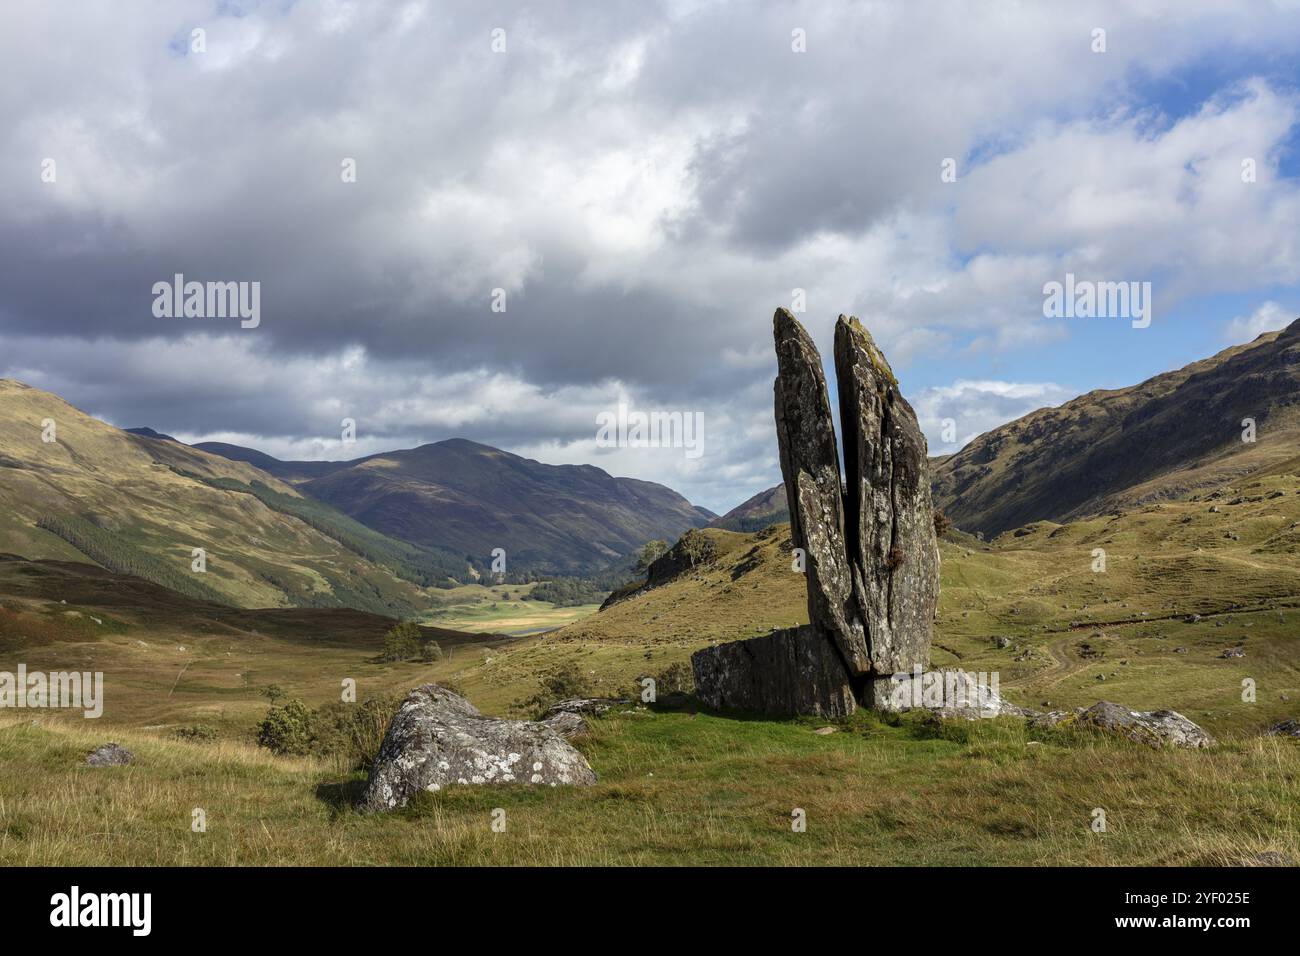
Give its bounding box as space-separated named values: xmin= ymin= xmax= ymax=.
xmin=0 ymin=379 xmax=441 ymax=613
xmin=558 ymin=475 xmax=1300 ymax=738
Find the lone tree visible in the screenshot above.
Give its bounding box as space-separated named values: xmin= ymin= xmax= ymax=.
xmin=381 ymin=621 xmax=423 ymax=662
xmin=636 ymin=539 xmax=669 ymax=572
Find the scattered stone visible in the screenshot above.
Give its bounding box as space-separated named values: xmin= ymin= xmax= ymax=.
xmin=86 ymin=743 xmax=133 ymax=767
xmin=1173 ymin=646 xmax=1188 ymax=654
xmin=994 ymin=636 xmax=1011 ymax=649
xmin=1265 ymin=718 xmax=1300 ymax=738
xmin=361 ymin=684 xmax=596 ymax=811
xmin=539 ymin=711 xmax=589 ymax=739
xmin=812 ymin=726 xmax=837 ymax=735
xmin=1248 ymin=851 xmax=1296 ymax=866
xmin=542 ymin=697 xmax=629 ymax=719
xmin=1185 ymin=614 xmax=1201 ymax=623
xmin=1220 ymin=647 xmax=1246 ymax=659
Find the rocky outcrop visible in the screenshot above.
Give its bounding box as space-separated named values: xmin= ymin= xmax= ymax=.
xmin=600 ymin=529 xmax=719 ymax=609
xmin=361 ymin=685 xmax=596 ymax=811
xmin=1032 ymin=700 xmax=1215 ymax=749
xmin=692 ymin=625 xmax=857 ymax=718
xmin=773 ymin=309 xmax=871 ymax=674
xmin=835 ymin=316 xmax=939 ymax=675
xmin=692 ymin=309 xmax=939 ymax=716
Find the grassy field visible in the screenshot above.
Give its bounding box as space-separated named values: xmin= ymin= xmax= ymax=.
xmin=2 ymin=709 xmax=1295 ymax=866
xmin=418 ymin=582 xmax=600 ymax=636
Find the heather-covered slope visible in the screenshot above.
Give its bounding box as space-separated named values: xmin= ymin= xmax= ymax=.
xmin=932 ymin=319 xmax=1300 ymax=536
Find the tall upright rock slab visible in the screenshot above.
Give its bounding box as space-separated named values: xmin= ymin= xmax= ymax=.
xmin=834 ymin=315 xmax=938 ymax=675
xmin=773 ymin=308 xmax=872 ymax=675
xmin=692 ymin=308 xmax=940 ymax=717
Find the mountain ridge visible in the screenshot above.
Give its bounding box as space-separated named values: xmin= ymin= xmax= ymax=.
xmin=931 ymin=318 xmax=1300 ymax=535
xmin=0 ymin=380 xmax=453 ymax=613
xmin=150 ymin=432 xmax=712 ymax=576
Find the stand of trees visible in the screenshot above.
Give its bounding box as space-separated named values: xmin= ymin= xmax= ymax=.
xmin=37 ymin=513 xmax=230 ymax=605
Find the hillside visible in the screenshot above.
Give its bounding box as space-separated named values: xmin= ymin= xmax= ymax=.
xmin=0 ymin=380 xmax=463 ymax=613
xmin=932 ymin=318 xmax=1300 ymax=536
xmin=554 ymin=470 xmax=1300 ymax=740
xmin=200 ymin=438 xmax=713 ymax=575
xmin=708 ymin=484 xmax=789 ymax=532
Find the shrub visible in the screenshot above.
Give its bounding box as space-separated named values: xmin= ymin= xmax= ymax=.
xmin=421 ymin=639 xmax=444 ymax=662
xmin=256 ymin=698 xmax=314 ymax=755
xmin=653 ymin=661 xmax=694 ymax=696
xmin=933 ymin=511 xmax=953 ymax=536
xmin=519 ymin=662 xmax=593 ymax=714
xmin=173 ymin=724 xmax=218 ymax=743
xmin=261 ymin=684 xmax=286 ymax=703
xmin=311 ymin=695 xmax=401 ymax=771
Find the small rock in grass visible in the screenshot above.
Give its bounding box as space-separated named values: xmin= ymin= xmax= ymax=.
xmin=1265 ymin=718 xmax=1300 ymax=738
xmin=86 ymin=743 xmax=133 ymax=767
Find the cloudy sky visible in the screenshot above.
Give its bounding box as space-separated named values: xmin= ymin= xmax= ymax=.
xmin=3 ymin=1 xmax=1299 ymax=513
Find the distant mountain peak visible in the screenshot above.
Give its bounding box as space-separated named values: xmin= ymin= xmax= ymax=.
xmin=125 ymin=426 xmax=179 ymax=443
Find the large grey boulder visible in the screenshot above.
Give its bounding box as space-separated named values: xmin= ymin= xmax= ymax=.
xmin=691 ymin=625 xmax=857 ymax=717
xmin=834 ymin=316 xmax=938 ymax=675
xmin=773 ymin=308 xmax=871 ymax=675
xmin=1033 ymin=700 xmax=1215 ymax=749
xmin=361 ymin=685 xmax=596 ymax=811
